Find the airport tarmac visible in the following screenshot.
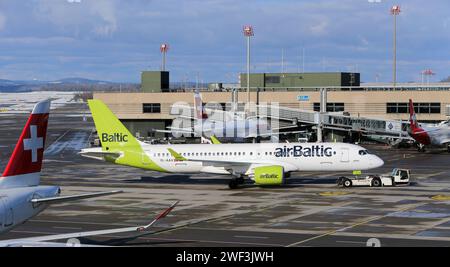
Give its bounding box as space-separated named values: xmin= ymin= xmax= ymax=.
xmin=1 ymin=104 xmax=450 ymax=247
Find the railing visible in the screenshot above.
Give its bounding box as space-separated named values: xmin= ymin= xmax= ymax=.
xmin=95 ymin=84 xmax=450 ymax=93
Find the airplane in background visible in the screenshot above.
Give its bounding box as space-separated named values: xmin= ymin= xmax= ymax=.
xmin=408 ymin=99 xmax=450 ymax=152
xmin=80 ymin=100 xmax=384 ymax=189
xmin=0 ymin=100 xmax=179 ymax=246
xmin=155 ymin=89 xmax=303 ymax=142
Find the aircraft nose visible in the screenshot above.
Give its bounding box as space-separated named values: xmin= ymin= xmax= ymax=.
xmin=373 ymin=156 xmax=384 ymax=168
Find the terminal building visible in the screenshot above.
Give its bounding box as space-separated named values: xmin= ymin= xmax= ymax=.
xmin=93 ymin=71 xmax=450 ymax=141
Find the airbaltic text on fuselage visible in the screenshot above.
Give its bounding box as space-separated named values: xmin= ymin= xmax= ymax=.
xmin=102 ymin=133 xmax=128 ymax=142
xmin=275 ymin=145 xmax=336 ymax=157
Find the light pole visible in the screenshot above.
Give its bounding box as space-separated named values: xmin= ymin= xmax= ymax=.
xmin=243 ymin=25 xmax=254 ymax=104
xmin=160 ymin=43 xmax=169 ymax=71
xmin=391 ymin=5 xmax=401 ymax=88
xmin=422 ymin=69 xmax=435 ymax=87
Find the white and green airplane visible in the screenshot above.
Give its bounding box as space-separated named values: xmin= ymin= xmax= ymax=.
xmin=80 ymin=100 xmax=384 ymax=189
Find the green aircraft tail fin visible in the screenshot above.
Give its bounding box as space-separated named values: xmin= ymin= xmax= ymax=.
xmin=88 ymin=99 xmax=140 ymax=151
xmin=87 ymin=99 xmax=167 ymax=172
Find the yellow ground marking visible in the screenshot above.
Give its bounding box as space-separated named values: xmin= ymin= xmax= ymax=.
xmin=430 ymin=195 xmax=450 ymax=201
xmin=318 ymin=191 xmax=351 ymax=197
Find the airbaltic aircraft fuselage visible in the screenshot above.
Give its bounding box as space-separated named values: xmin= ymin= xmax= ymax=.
xmin=81 ymin=100 xmax=384 ymax=189
xmin=85 ymin=142 xmax=382 ymax=174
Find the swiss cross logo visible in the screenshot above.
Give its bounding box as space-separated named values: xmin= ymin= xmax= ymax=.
xmin=23 ymin=125 xmax=44 ymax=163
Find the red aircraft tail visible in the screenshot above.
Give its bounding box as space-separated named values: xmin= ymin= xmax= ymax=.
xmin=194 ymin=88 xmax=208 ymax=120
xmin=1 ymin=100 xmax=51 ymax=188
xmin=409 ymin=99 xmax=419 ymax=131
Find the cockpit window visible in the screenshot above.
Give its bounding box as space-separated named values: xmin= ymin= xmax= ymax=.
xmin=359 ymin=150 xmax=370 ymax=155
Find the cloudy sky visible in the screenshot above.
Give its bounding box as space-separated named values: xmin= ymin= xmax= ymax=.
xmin=0 ymin=0 xmax=449 ymax=83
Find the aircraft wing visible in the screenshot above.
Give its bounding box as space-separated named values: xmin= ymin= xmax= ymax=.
xmin=78 ymin=149 xmax=122 ymax=161
xmin=363 ymin=133 xmax=414 ymax=140
xmin=31 ymin=190 xmax=123 ymax=204
xmin=167 ymin=148 xmax=297 ymax=172
xmin=438 ymin=139 xmax=450 ymax=146
xmin=412 ymin=128 xmax=441 ymax=134
xmin=246 ymin=130 xmax=308 ymax=138
xmin=153 ymin=127 xmax=195 ymax=135
xmin=0 ymin=201 xmax=179 ymax=247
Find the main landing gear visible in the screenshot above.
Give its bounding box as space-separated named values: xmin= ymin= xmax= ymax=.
xmin=228 ymin=176 xmax=245 ymax=189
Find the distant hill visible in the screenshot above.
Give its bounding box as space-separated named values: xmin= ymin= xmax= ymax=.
xmin=50 ymin=77 xmax=113 ymax=85
xmin=0 ymin=78 xmax=138 ymax=93
xmin=0 ymin=79 xmax=23 ymax=86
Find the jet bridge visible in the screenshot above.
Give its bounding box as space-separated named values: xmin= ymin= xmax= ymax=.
xmin=170 ymin=102 xmax=409 ymax=142
xmin=255 ymin=104 xmax=409 ymax=142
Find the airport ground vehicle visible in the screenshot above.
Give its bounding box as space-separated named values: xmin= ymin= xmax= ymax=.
xmin=337 ymin=168 xmax=410 ymax=188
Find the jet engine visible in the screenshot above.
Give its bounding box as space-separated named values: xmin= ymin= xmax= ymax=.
xmin=252 ymin=165 xmax=286 ymax=186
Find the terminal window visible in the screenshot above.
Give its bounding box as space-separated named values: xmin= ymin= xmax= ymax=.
xmin=143 ymin=103 xmax=161 ymax=113
xmin=386 ymin=103 xmax=440 ymax=114
xmin=313 ymin=103 xmax=345 ymax=112
xmin=265 ymin=76 xmax=281 ymax=84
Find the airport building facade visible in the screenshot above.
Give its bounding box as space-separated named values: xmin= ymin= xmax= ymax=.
xmin=94 ymin=87 xmax=450 ymax=140
xmin=90 ymin=71 xmax=450 ymax=140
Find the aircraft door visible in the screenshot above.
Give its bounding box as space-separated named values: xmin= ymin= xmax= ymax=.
xmin=0 ymin=198 xmax=13 ymax=227
xmin=340 ymin=148 xmax=350 ymax=162
xmin=0 ymin=198 xmax=4 ymax=229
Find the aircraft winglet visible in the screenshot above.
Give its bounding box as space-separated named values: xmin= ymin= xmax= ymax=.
xmin=210 ymin=135 xmax=221 ymax=144
xmin=137 ymin=200 xmax=180 ymax=231
xmin=167 ymin=148 xmax=187 ymax=161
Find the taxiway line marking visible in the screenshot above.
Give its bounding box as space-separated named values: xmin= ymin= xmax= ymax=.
xmin=285 ymin=203 xmax=422 ymax=247
xmin=335 ymin=240 xmax=365 ymax=244
xmin=52 ymin=226 xmax=83 ymax=230
xmin=234 ymin=235 xmax=269 ymax=239
xmin=44 ymin=129 xmax=71 ymax=154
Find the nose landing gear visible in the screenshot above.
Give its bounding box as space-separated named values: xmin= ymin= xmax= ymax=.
xmin=417 ymin=144 xmax=426 ymax=152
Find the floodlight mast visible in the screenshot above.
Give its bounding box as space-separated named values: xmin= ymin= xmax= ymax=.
xmin=160 ymin=43 xmax=169 ymax=71
xmin=243 ymin=25 xmax=254 ymax=105
xmin=391 ymin=5 xmax=401 ymax=88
